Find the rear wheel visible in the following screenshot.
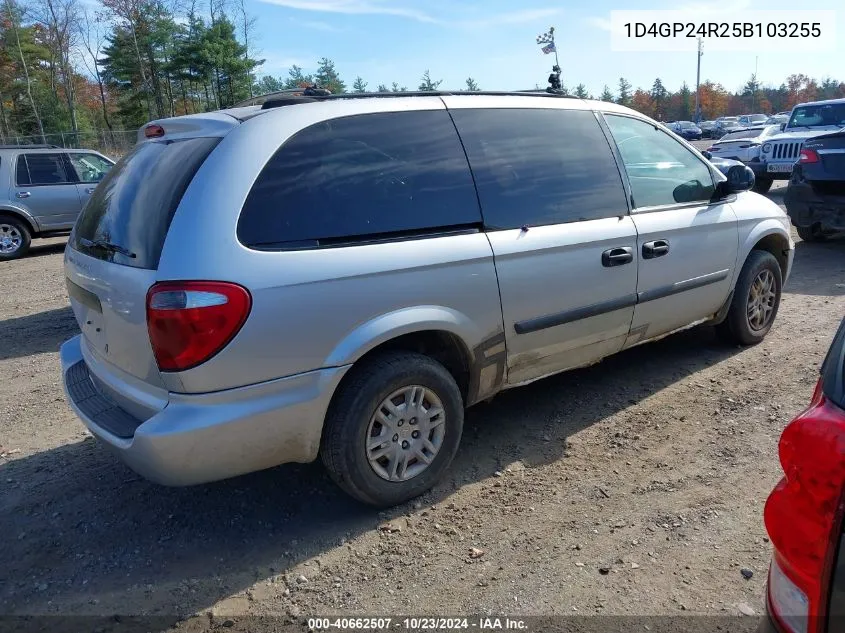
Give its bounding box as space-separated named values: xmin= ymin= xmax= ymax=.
xmin=797 ymin=223 xmax=827 ymax=242
xmin=0 ymin=215 xmax=31 ymax=261
xmin=716 ymin=250 xmax=782 ymax=346
xmin=321 ymin=351 xmax=464 ymax=507
xmin=752 ymin=177 xmax=773 ymax=194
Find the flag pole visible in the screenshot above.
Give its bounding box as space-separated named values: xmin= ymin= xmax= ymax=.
xmin=550 ymin=26 xmax=560 ymax=69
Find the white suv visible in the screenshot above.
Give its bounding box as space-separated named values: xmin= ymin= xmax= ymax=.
xmin=754 ymin=98 xmax=845 ymax=193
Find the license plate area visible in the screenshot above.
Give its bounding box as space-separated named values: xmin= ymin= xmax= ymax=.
xmin=768 ymin=163 xmax=793 ymax=173
xmin=66 ymin=277 xmax=108 ymax=353
xmin=66 ymin=278 xmax=102 ymax=313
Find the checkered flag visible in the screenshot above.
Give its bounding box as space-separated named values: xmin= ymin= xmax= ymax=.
xmin=536 ymin=29 xmax=554 ymax=45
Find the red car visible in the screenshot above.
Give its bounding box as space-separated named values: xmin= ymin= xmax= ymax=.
xmin=763 ymin=316 xmax=845 ymax=633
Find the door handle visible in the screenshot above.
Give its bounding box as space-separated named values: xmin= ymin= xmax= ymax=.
xmin=602 ymin=246 xmax=634 ymax=267
xmin=642 ymin=240 xmax=670 ymax=259
xmin=16 ymin=191 xmax=31 ymax=199
xmin=85 ymin=187 xmax=97 ymax=194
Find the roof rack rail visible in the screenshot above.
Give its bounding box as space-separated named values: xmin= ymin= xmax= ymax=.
xmin=0 ymin=144 xmax=61 ymax=149
xmin=259 ymin=90 xmax=579 ymax=110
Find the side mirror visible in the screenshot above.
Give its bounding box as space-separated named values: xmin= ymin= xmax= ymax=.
xmin=701 ymin=150 xmax=712 ymax=160
xmin=716 ymin=164 xmax=755 ymax=198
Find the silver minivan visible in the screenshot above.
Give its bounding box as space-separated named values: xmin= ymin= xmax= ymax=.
xmin=60 ymin=92 xmax=794 ymax=506
xmin=0 ymin=146 xmax=114 ymax=259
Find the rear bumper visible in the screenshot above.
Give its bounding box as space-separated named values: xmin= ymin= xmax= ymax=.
xmin=784 ymin=182 xmax=845 ymax=230
xmin=60 ymin=334 xmax=351 ymax=485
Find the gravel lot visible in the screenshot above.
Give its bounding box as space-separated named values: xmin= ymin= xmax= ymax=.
xmin=2 ymin=183 xmax=844 ymax=631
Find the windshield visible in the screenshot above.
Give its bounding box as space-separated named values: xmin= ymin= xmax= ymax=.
xmin=679 ymin=121 xmax=697 ymax=129
xmin=787 ymin=103 xmax=845 ymax=128
xmin=749 ymin=114 xmax=767 ymax=122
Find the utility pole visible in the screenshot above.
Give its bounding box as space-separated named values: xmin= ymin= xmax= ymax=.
xmin=693 ymin=37 xmax=703 ymax=122
xmin=751 ymin=56 xmax=758 ymax=111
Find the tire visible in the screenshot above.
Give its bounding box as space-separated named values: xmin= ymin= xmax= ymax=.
xmin=715 ymin=250 xmax=782 ymax=346
xmin=321 ymin=351 xmax=464 ymax=507
xmin=752 ymin=177 xmax=773 ymax=194
xmin=797 ymin=223 xmax=827 ymax=242
xmin=0 ymin=215 xmax=32 ymax=261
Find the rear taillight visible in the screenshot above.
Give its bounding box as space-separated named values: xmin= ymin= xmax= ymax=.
xmin=764 ymin=381 xmax=845 ymax=633
xmin=799 ymin=149 xmax=820 ymax=164
xmin=146 ymin=281 xmax=251 ymax=372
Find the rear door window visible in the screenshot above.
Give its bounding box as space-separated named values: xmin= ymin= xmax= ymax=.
xmin=16 ymin=153 xmax=73 ymax=186
xmin=237 ymin=110 xmax=482 ymax=249
xmin=71 ymin=137 xmax=220 ymax=269
xmin=449 ymin=108 xmax=628 ymax=230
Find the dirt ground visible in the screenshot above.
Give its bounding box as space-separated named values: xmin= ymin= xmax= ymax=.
xmin=1 ymin=183 xmax=844 ymax=631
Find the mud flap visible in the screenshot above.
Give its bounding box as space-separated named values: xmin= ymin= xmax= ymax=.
xmin=709 ymin=290 xmax=735 ymax=326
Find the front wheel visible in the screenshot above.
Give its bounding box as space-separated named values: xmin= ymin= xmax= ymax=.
xmin=752 ymin=177 xmax=773 ymax=194
xmin=716 ymin=250 xmax=782 ymax=346
xmin=321 ymin=352 xmax=464 ymax=507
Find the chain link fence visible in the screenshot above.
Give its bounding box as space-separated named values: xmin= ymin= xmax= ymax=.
xmin=0 ymin=130 xmax=138 ymax=159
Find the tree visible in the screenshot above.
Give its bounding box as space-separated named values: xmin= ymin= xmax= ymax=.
xmin=785 ymin=73 xmax=818 ymax=109
xmin=819 ymin=77 xmax=845 ymax=100
xmin=254 ymin=75 xmax=283 ymax=94
xmin=650 ymin=78 xmax=667 ymax=119
xmin=79 ymin=7 xmax=113 ymax=129
xmin=283 ymin=65 xmax=312 ymax=89
xmin=2 ymin=0 xmax=47 ymax=141
xmin=573 ymin=83 xmax=589 ymax=99
xmin=631 ymin=89 xmax=654 ymax=117
xmin=617 ymin=77 xmax=632 ymax=106
xmin=741 ymin=73 xmax=762 ymax=111
xmin=39 ymin=0 xmax=81 ymax=135
xmin=376 ymin=83 xmax=388 ymax=92
xmin=418 ymin=69 xmax=441 ymax=91
xmin=390 ymin=81 xmax=406 ymax=92
xmin=314 ymin=57 xmax=344 ymax=93
xmin=677 ymin=82 xmax=692 ymax=120
xmin=599 ymin=85 xmax=614 ymax=102
xmin=352 ymin=75 xmax=367 ymax=93
xmin=697 ymin=81 xmax=730 ymax=119
xmin=465 ymin=76 xmax=479 ymax=91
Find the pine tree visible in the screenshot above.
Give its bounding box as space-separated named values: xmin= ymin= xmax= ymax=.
xmin=617 ymin=77 xmax=632 ymax=106
xmin=600 ymin=85 xmax=614 ymax=102
xmin=465 ymin=77 xmax=480 ymax=91
xmin=352 ymin=76 xmax=367 ymax=93
xmin=376 ymin=83 xmax=388 ymax=92
xmin=314 ymin=57 xmax=345 ymax=93
xmin=418 ymin=69 xmax=442 ymax=92
xmin=391 ymin=82 xmax=407 ymax=92
xmin=573 ymin=83 xmax=589 ymax=99
xmin=283 ymin=65 xmax=313 ymax=89
xmin=678 ymin=82 xmax=692 ymax=120
xmin=650 ymin=78 xmax=667 ymax=119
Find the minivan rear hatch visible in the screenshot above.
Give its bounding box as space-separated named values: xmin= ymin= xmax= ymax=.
xmin=66 ymin=134 xmax=221 ymax=386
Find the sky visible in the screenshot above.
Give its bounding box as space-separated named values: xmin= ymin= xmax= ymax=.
xmin=243 ymin=0 xmax=844 ymax=97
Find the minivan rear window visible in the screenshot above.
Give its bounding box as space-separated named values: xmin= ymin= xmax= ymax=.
xmin=71 ymin=137 xmax=220 ymax=269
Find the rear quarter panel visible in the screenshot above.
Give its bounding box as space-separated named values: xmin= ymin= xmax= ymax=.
xmin=156 ymin=98 xmax=505 ymax=396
